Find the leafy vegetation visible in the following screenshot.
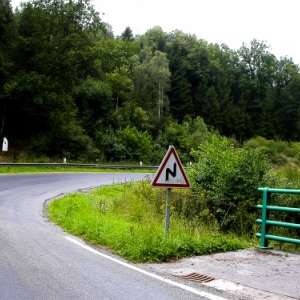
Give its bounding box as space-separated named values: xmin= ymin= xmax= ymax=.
xmin=45 ymin=134 xmax=300 ymax=256
xmin=1 ymin=0 xmax=300 ymax=163
xmin=1 ymin=0 xmax=300 ymax=255
xmin=189 ymin=135 xmax=269 ymax=235
xmin=47 ymin=182 xmax=250 ymax=262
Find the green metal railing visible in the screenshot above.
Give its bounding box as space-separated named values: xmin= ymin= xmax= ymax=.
xmin=256 ymin=187 xmax=300 ymax=248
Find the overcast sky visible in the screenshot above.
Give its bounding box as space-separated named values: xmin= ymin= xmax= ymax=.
xmin=11 ymin=0 xmax=300 ymax=65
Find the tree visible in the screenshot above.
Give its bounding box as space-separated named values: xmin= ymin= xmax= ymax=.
xmin=0 ymin=0 xmax=15 ymax=137
xmin=138 ymin=26 xmax=167 ymax=52
xmin=129 ymin=52 xmax=151 ymax=108
xmin=7 ymin=0 xmax=105 ymax=156
xmin=149 ymin=51 xmax=171 ymax=118
xmin=275 ymin=73 xmax=300 ymax=140
xmin=94 ymin=38 xmax=139 ymax=74
xmin=91 ymin=40 xmax=138 ymax=124
xmin=0 ymin=0 xmax=14 ymax=45
xmin=74 ymin=77 xmax=113 ymax=136
xmin=121 ymin=26 xmax=134 ymax=42
xmin=130 ymin=48 xmax=170 ymax=119
xmin=166 ymin=36 xmax=193 ymax=121
xmin=105 ymin=66 xmax=133 ymax=109
xmin=236 ymin=39 xmax=277 ymax=139
xmin=272 ymin=58 xmax=300 ymax=140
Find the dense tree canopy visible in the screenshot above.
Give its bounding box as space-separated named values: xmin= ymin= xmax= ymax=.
xmin=1 ymin=0 xmax=300 ymax=162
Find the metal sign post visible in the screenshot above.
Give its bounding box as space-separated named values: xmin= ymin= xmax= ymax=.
xmin=164 ymin=188 xmax=171 ymax=235
xmin=151 ymin=146 xmax=190 ymax=235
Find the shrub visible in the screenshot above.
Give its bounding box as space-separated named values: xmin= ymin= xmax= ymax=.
xmin=98 ymin=128 xmax=127 ymax=162
xmin=117 ymin=126 xmax=154 ymax=162
xmin=245 ymin=137 xmax=300 ymax=166
xmin=156 ymin=116 xmax=213 ymax=163
xmin=189 ymin=135 xmax=269 ymax=235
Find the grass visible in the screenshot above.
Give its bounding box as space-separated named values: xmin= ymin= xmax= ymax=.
xmin=47 ymin=181 xmax=251 ymax=263
xmin=0 ymin=166 xmax=155 ymax=174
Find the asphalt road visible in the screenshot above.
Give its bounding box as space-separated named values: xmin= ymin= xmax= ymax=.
xmin=0 ymin=173 xmax=229 ymax=300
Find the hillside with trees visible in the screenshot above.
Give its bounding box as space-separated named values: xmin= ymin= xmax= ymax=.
xmin=1 ymin=0 xmax=300 ymax=164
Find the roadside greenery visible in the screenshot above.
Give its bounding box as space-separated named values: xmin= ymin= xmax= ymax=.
xmin=47 ymin=182 xmax=250 ymax=262
xmin=1 ymin=0 xmax=300 ymax=260
xmin=189 ymin=135 xmax=269 ymax=235
xmin=0 ymin=166 xmax=154 ymax=174
xmin=46 ymin=134 xmax=300 ymax=257
xmin=1 ymin=1 xmax=300 ymax=162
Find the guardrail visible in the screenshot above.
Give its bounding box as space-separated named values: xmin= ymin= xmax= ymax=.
xmin=256 ymin=187 xmax=300 ymax=249
xmin=0 ymin=163 xmax=158 ymax=170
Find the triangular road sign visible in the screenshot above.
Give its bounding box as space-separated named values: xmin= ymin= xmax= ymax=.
xmin=151 ymin=146 xmax=190 ymax=188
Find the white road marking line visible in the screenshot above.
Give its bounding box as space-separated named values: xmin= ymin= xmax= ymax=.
xmin=64 ymin=236 xmax=227 ymax=300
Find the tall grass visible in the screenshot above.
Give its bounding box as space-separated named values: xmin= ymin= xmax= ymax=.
xmin=47 ymin=181 xmax=250 ymax=262
xmin=0 ymin=166 xmax=154 ymax=174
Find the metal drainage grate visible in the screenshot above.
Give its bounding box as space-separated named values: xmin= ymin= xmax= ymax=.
xmin=174 ymin=272 xmax=215 ymax=283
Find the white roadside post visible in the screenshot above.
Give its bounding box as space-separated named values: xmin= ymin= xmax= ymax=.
xmin=151 ymin=145 xmax=190 ymax=235
xmin=2 ymin=137 xmax=8 ymax=155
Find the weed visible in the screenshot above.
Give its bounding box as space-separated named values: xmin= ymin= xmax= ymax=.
xmin=47 ymin=182 xmax=251 ymax=262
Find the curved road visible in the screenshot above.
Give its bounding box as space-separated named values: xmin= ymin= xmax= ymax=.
xmin=0 ymin=173 xmax=225 ymax=300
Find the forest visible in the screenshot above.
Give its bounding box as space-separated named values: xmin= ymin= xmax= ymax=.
xmin=1 ymin=0 xmax=300 ymax=164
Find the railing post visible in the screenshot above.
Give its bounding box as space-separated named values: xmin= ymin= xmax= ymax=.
xmin=257 ymin=187 xmax=300 ymax=247
xmin=260 ymin=188 xmax=271 ymax=248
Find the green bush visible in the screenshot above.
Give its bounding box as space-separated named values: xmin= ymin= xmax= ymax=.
xmin=245 ymin=137 xmax=300 ymax=166
xmin=156 ymin=116 xmax=213 ymax=163
xmin=98 ymin=128 xmax=127 ymax=162
xmin=97 ymin=126 xmax=154 ymax=163
xmin=189 ymin=135 xmax=269 ymax=235
xmin=117 ymin=126 xmax=154 ymax=162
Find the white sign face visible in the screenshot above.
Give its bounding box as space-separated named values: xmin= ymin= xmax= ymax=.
xmin=151 ymin=146 xmax=190 ymax=188
xmin=2 ymin=137 xmax=8 ymax=152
